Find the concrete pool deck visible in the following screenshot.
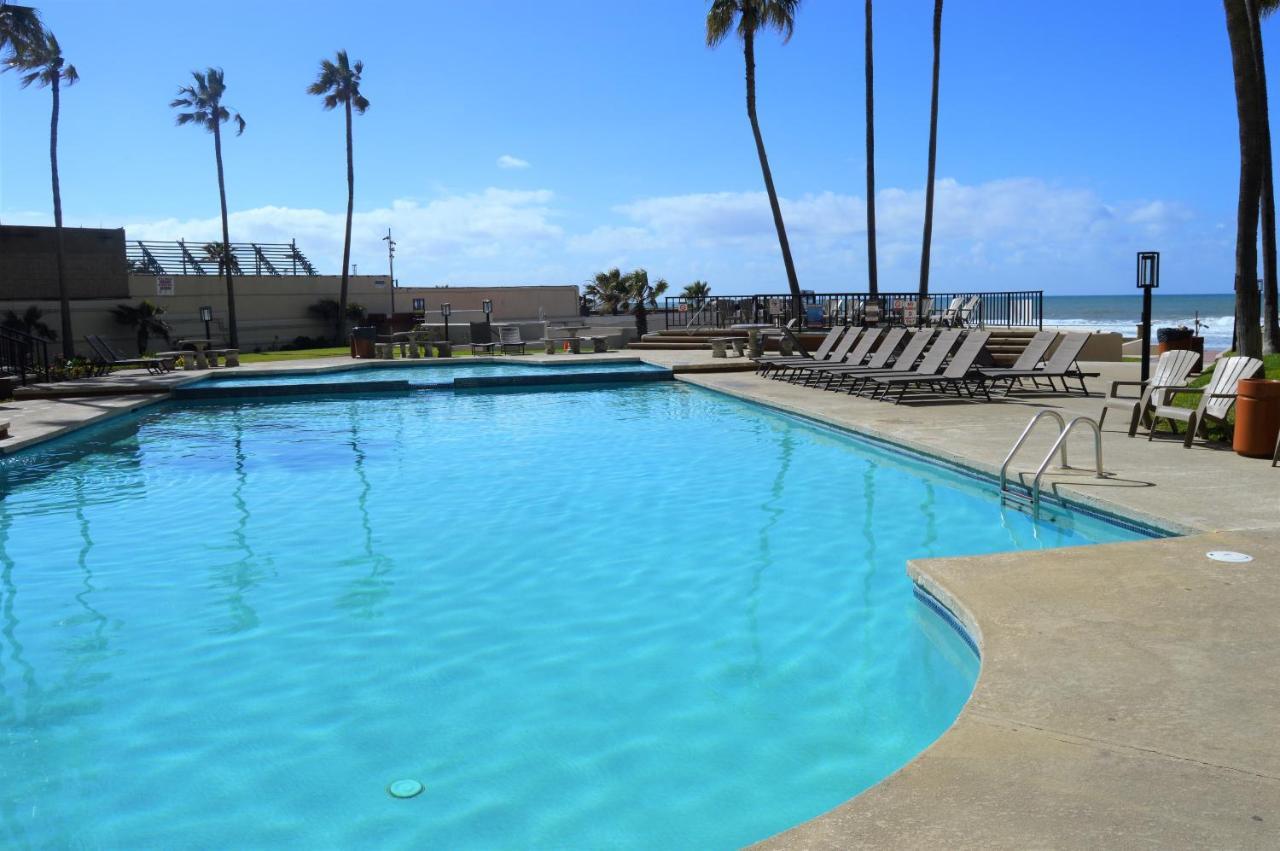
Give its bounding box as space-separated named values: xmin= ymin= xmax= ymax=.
xmin=2 ymin=349 xmax=1278 ymax=847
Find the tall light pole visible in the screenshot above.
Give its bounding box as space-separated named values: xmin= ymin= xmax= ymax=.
xmin=383 ymin=228 xmax=397 ymax=318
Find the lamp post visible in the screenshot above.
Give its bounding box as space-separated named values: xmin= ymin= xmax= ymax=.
xmin=199 ymin=305 xmax=213 ymax=342
xmin=482 ymin=298 xmax=493 ymax=336
xmin=1136 ymin=251 xmax=1159 ymax=384
xmin=441 ymin=302 xmax=451 ymax=342
xmin=383 ymin=229 xmax=396 ymax=318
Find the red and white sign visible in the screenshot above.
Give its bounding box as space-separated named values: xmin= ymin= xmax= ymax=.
xmin=156 ymin=276 xmax=175 ymax=296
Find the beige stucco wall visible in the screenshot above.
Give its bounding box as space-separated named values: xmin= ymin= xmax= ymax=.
xmin=1 ymin=276 xmax=581 ymax=356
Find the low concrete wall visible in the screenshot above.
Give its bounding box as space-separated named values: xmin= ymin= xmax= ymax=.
xmin=1 ymin=276 xmax=583 ymax=357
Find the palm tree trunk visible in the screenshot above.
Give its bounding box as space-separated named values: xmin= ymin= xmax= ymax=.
xmin=1225 ymin=0 xmax=1264 ymax=358
xmin=213 ymin=121 xmax=239 ymax=348
xmin=865 ymin=0 xmax=879 ymax=298
xmin=50 ymin=74 xmax=73 ymax=360
xmin=1249 ymin=0 xmax=1280 ymax=353
xmin=918 ymin=0 xmax=943 ymax=307
xmin=339 ymin=98 xmax=354 ymax=343
xmin=744 ymin=28 xmax=803 ymax=321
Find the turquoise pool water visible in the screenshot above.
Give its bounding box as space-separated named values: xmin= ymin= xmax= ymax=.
xmin=195 ymin=358 xmax=669 ymax=388
xmin=0 ymin=383 xmax=1150 ymax=848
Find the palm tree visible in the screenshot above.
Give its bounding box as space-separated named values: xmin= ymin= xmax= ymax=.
xmin=585 ymin=268 xmax=628 ymax=314
xmin=1224 ymin=0 xmax=1264 ymax=358
xmin=171 ymin=68 xmax=246 ymax=348
xmin=202 ymin=241 xmax=242 ymax=276
xmin=3 ymin=27 xmax=78 ymax=360
xmin=308 ymin=50 xmax=370 ymax=343
xmin=0 ymin=3 xmax=42 ymax=56
xmin=110 ymin=300 xmax=172 ymax=355
xmin=918 ymin=0 xmax=943 ymax=307
xmin=864 ymin=0 xmax=878 ymax=298
xmin=1254 ymin=0 xmax=1280 ymax=353
xmin=707 ymin=0 xmax=803 ymax=320
xmin=682 ymin=280 xmax=712 ymax=305
xmin=614 ymin=269 xmax=669 ymax=338
xmin=2 ymin=305 xmax=57 ymax=341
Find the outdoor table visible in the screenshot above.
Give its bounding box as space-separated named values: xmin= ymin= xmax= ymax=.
xmin=544 ymin=339 xmax=558 ymax=355
xmin=179 ymin=339 xmax=211 ymax=369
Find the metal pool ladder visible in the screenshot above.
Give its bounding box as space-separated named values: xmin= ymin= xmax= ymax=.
xmin=1000 ymin=410 xmax=1106 ymax=515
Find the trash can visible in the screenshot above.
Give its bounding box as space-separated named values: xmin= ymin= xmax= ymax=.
xmin=350 ymin=326 xmax=377 ymax=359
xmin=1233 ymin=378 xmax=1280 ymax=458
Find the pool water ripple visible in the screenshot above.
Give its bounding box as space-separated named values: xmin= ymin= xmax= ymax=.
xmin=0 ymin=383 xmax=1147 ymax=848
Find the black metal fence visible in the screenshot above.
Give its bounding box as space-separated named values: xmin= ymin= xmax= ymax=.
xmin=0 ymin=327 xmax=52 ymax=386
xmin=663 ymin=290 xmax=1043 ymax=331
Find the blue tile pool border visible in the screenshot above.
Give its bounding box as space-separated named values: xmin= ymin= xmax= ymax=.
xmin=913 ymin=584 xmax=982 ymax=660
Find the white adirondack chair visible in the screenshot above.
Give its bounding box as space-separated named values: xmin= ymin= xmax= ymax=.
xmin=1145 ymin=356 xmax=1265 ymax=448
xmin=1100 ymin=349 xmax=1200 ymax=437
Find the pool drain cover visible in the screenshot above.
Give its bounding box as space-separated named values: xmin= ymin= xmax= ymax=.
xmin=387 ymin=779 xmax=424 ymax=799
xmin=1206 ymin=551 xmax=1253 ymax=564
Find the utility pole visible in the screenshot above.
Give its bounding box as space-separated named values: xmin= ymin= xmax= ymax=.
xmin=383 ymin=228 xmax=397 ymax=316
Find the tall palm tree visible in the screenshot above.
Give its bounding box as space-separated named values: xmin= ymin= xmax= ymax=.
xmin=864 ymin=0 xmax=878 ymax=298
xmin=2 ymin=305 xmax=57 ymax=341
xmin=1224 ymin=0 xmax=1264 ymax=358
xmin=614 ymin=269 xmax=669 ymax=338
xmin=3 ymin=28 xmax=77 ymax=360
xmin=707 ymin=0 xmax=803 ymax=320
xmin=171 ymin=68 xmax=245 ymax=348
xmin=918 ymin=0 xmax=943 ymax=305
xmin=202 ymin=241 xmax=242 ymax=276
xmin=308 ymin=50 xmax=370 ymax=343
xmin=1255 ymin=0 xmax=1280 ymax=353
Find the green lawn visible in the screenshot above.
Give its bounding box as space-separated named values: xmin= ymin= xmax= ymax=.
xmin=1160 ymin=352 xmax=1280 ymax=439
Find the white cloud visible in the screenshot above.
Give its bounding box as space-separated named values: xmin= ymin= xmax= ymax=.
xmin=8 ymin=178 xmax=1220 ymax=292
xmin=496 ymin=154 xmax=531 ymax=170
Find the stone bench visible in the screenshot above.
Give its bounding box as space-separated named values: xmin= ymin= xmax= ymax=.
xmin=589 ymin=336 xmax=608 ymax=353
xmin=0 ymin=421 xmax=9 ymax=440
xmin=710 ymin=337 xmax=735 ymax=358
xmin=156 ymin=351 xmax=194 ymax=370
xmin=205 ymin=348 xmax=240 ymax=367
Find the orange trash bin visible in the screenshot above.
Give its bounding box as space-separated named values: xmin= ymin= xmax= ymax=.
xmin=1233 ymin=378 xmax=1280 ymax=458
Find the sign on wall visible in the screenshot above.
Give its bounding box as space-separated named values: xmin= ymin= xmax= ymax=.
xmin=374 ymin=279 xmax=386 ymax=288
xmin=156 ymin=276 xmax=175 ymax=296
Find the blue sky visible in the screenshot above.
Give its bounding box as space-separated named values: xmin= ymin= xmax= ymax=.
xmin=0 ymin=0 xmax=1267 ymax=294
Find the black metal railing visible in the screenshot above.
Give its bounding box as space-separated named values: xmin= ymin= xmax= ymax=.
xmin=0 ymin=327 xmax=53 ymax=386
xmin=125 ymin=239 xmax=321 ymax=276
xmin=663 ymin=290 xmax=1043 ymax=331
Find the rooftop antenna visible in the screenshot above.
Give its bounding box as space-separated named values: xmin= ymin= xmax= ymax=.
xmin=382 ymin=228 xmax=397 ymax=315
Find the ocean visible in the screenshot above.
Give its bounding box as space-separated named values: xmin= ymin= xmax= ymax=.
xmin=1044 ymin=293 xmax=1238 ymax=352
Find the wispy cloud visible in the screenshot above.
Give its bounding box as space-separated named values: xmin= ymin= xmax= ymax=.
xmin=496 ymin=154 xmax=531 ymax=170
xmin=10 ymin=178 xmax=1218 ymax=291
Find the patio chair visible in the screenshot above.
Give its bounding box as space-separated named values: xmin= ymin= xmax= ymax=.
xmin=953 ymin=295 xmax=982 ymax=327
xmin=85 ymin=335 xmax=173 ymax=375
xmin=1144 ymin=356 xmax=1265 ymax=448
xmin=770 ymin=328 xmax=863 ymax=381
xmin=497 ymin=325 xmax=527 ymax=354
xmin=847 ymin=329 xmax=963 ymax=396
xmin=1098 ymin=349 xmax=1199 ymax=437
xmin=469 ymin=321 xmax=498 ymax=355
xmin=789 ymin=328 xmax=882 ymax=385
xmin=928 ymin=296 xmax=964 ymax=327
xmin=819 ymin=328 xmax=935 ymax=393
xmin=979 ymin=332 xmax=1094 ymax=395
xmin=866 ymin=331 xmax=992 ymax=403
xmin=754 ymin=325 xmax=843 ymax=373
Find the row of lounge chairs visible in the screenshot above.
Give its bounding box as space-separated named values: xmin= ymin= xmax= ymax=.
xmin=755 ymin=326 xmax=1093 ymax=404
xmin=83 ymin=335 xmax=174 ymax=375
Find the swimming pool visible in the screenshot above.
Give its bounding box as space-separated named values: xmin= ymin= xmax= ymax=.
xmin=192 ymin=358 xmax=670 ymax=388
xmin=0 ymin=383 xmax=1151 ymax=848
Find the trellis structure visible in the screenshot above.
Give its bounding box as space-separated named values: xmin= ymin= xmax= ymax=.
xmin=125 ymin=239 xmax=320 ymax=276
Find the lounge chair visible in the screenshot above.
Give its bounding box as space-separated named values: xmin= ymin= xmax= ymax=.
xmin=85 ymin=335 xmax=173 ymax=375
xmin=845 ymin=329 xmax=963 ymax=396
xmin=470 ymin=321 xmax=498 ymax=355
xmin=953 ymin=295 xmax=982 ymax=328
xmin=866 ymin=331 xmax=992 ymax=403
xmin=979 ymin=332 xmax=1094 ymax=395
xmin=1144 ymin=356 xmax=1265 ymax=447
xmin=772 ymin=328 xmax=864 ymax=381
xmin=1099 ymin=349 xmax=1199 ymax=437
xmin=995 ymin=330 xmax=1058 ymax=374
xmin=819 ymin=328 xmax=938 ymax=393
xmin=754 ymin=326 xmax=844 ymax=374
xmin=497 ymin=325 xmax=527 ymax=354
xmin=789 ymin=328 xmax=882 ymax=385
xmin=805 ymin=327 xmax=905 ymax=389
xmin=928 ymin=297 xmax=964 ymax=327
